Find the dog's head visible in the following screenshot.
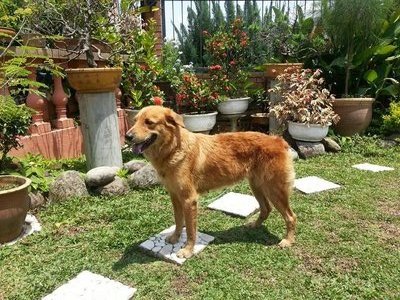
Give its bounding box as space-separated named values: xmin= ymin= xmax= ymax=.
xmin=125 ymin=106 xmax=185 ymax=155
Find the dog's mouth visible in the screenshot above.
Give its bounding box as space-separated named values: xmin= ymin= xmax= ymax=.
xmin=132 ymin=134 xmax=157 ymax=154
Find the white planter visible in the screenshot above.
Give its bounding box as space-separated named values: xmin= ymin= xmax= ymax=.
xmin=182 ymin=111 xmax=218 ymax=132
xmin=217 ymin=97 xmax=249 ymax=115
xmin=288 ymin=121 xmax=330 ymax=142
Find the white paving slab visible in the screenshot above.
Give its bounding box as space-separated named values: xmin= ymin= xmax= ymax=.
xmin=207 ymin=192 xmax=259 ymax=217
xmin=352 ymin=163 xmax=394 ymax=172
xmin=140 ymin=225 xmax=214 ymax=265
xmin=2 ymin=214 xmax=41 ymax=246
xmin=294 ymin=176 xmax=341 ymax=194
xmin=42 ymin=270 xmax=136 ymax=300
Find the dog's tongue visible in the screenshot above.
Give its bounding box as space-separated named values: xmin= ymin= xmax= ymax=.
xmin=133 ymin=143 xmax=144 ymax=154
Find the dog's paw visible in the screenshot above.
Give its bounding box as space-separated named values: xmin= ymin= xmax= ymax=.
xmin=278 ymin=239 xmax=293 ymax=248
xmin=176 ymin=247 xmax=194 ymax=259
xmin=245 ymin=220 xmax=262 ymax=229
xmin=165 ymin=233 xmax=180 ymax=244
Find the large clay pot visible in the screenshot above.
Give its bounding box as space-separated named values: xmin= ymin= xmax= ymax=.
xmin=66 ymin=67 xmax=122 ymax=93
xmin=332 ymin=98 xmax=375 ymax=136
xmin=0 ymin=175 xmax=31 ymax=243
xmin=0 ymin=27 xmax=16 ymax=44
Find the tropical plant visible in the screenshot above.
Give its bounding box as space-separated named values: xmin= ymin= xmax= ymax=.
xmin=319 ymin=0 xmax=391 ymax=96
xmin=0 ymin=96 xmax=33 ymax=169
xmin=205 ymin=18 xmax=251 ymax=99
xmin=175 ymin=72 xmax=219 ymax=114
xmin=268 ymin=67 xmax=340 ymax=126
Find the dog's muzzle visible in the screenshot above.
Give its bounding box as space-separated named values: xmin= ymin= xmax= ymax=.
xmin=130 ymin=133 xmax=157 ymax=154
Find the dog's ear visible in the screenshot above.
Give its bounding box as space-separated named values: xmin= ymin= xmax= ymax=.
xmin=165 ymin=109 xmax=185 ymax=128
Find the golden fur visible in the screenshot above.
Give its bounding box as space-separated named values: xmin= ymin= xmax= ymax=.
xmin=126 ymin=106 xmax=296 ymax=258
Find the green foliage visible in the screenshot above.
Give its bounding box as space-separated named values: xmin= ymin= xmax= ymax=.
xmin=116 ymin=168 xmax=129 ymax=179
xmin=159 ymin=40 xmax=184 ymax=87
xmin=0 ymin=0 xmax=33 ymax=29
xmin=113 ymin=19 xmax=164 ymax=109
xmin=17 ymin=154 xmax=52 ymax=192
xmin=0 ymin=96 xmax=33 ymax=168
xmin=382 ymin=101 xmax=400 ymax=134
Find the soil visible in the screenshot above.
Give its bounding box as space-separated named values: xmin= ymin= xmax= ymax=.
xmin=0 ymin=183 xmax=19 ymax=191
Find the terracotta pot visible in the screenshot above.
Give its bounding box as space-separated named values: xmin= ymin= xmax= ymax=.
xmin=250 ymin=112 xmax=269 ymax=126
xmin=0 ymin=27 xmax=16 ymax=44
xmin=264 ymin=63 xmax=303 ymax=79
xmin=332 ymin=98 xmax=375 ymax=136
xmin=66 ymin=67 xmax=122 ymax=93
xmin=0 ymin=175 xmax=31 ymax=243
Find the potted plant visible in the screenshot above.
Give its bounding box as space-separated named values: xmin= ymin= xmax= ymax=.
xmin=317 ymin=0 xmax=391 ymax=135
xmin=175 ymin=72 xmax=219 ymax=133
xmin=0 ymin=96 xmax=33 ymax=243
xmin=268 ymin=67 xmax=340 ymax=142
xmin=205 ymin=18 xmax=251 ymax=115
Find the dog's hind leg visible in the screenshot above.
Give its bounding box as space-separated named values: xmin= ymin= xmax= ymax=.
xmin=166 ymin=193 xmax=184 ymax=244
xmin=246 ymin=178 xmax=272 ymax=228
xmin=263 ymin=182 xmax=296 ymax=248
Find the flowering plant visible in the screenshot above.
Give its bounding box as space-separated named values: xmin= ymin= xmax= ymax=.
xmin=205 ymin=18 xmax=251 ymax=99
xmin=175 ymin=72 xmax=219 ymax=114
xmin=268 ymin=67 xmax=340 ymax=126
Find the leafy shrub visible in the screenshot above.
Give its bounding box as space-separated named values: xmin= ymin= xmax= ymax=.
xmin=268 ymin=67 xmax=340 ymax=126
xmin=382 ymin=101 xmax=400 ymax=135
xmin=0 ymin=96 xmax=33 ymax=168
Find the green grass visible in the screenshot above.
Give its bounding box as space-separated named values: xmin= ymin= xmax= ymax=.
xmin=1 ymin=140 xmax=399 ymax=299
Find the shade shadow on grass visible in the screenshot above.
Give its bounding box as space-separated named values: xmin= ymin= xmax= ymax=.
xmin=113 ymin=224 xmax=280 ymax=269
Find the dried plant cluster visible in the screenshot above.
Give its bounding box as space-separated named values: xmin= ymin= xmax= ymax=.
xmin=269 ymin=67 xmax=340 ymax=126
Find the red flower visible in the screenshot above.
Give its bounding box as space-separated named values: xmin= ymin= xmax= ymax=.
xmin=152 ymin=96 xmax=164 ymax=106
xmin=209 ymin=65 xmax=222 ymax=71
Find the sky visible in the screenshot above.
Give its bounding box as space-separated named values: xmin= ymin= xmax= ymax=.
xmin=161 ymin=0 xmax=316 ymax=40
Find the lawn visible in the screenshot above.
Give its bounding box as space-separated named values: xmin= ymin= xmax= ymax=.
xmin=0 ymin=138 xmax=399 ymax=299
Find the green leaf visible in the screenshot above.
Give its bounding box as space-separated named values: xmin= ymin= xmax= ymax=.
xmin=363 ymin=70 xmax=378 ymax=83
xmin=374 ymin=45 xmax=397 ymax=55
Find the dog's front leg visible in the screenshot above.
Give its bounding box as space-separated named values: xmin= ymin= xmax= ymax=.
xmin=166 ymin=194 xmax=184 ymax=244
xmin=177 ymin=193 xmax=198 ymax=259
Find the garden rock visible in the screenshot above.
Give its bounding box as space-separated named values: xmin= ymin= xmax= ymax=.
xmin=123 ymin=160 xmax=147 ymax=174
xmin=95 ymin=177 xmax=130 ymax=196
xmin=49 ymin=171 xmax=89 ymax=202
xmin=288 ymin=147 xmax=299 ymax=160
xmin=29 ymin=192 xmax=46 ymax=209
xmin=322 ymin=137 xmax=341 ymax=152
xmin=85 ymin=166 xmax=120 ymax=187
xmin=128 ymin=164 xmax=160 ymax=189
xmin=295 ymin=141 xmax=325 ymax=159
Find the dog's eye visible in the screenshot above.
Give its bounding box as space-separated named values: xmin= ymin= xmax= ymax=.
xmin=144 ymin=119 xmax=154 ymax=125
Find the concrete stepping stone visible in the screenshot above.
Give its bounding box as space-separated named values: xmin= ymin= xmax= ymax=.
xmin=2 ymin=214 xmax=41 ymax=246
xmin=140 ymin=225 xmax=214 ymax=265
xmin=352 ymin=163 xmax=394 ymax=172
xmin=42 ymin=270 xmax=136 ymax=300
xmin=294 ymin=176 xmax=340 ymax=194
xmin=207 ymin=192 xmax=259 ymax=217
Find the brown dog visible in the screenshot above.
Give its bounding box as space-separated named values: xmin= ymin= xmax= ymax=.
xmin=126 ymin=106 xmax=296 ymax=258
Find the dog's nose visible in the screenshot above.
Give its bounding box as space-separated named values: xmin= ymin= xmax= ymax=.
xmin=125 ymin=132 xmax=134 ymax=142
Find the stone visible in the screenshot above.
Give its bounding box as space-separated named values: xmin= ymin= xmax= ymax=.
xmin=207 ymin=192 xmax=259 ymax=218
xmin=95 ymin=177 xmax=129 ymax=196
xmin=294 ymin=176 xmax=341 ymax=194
xmin=322 ymin=137 xmax=341 ymax=152
xmin=49 ymin=171 xmax=89 ymax=202
xmin=42 ymin=270 xmax=136 ymax=300
xmin=295 ymin=141 xmax=325 ymax=159
xmin=128 ymin=164 xmax=160 ymax=189
xmin=352 ymin=163 xmax=394 ymax=172
xmin=123 ymin=160 xmax=147 ymax=173
xmin=288 ymin=147 xmax=299 ymax=160
xmin=29 ymin=191 xmax=46 ymax=209
xmin=85 ymin=166 xmax=120 ymax=187
xmin=140 ymin=225 xmax=214 ymax=265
